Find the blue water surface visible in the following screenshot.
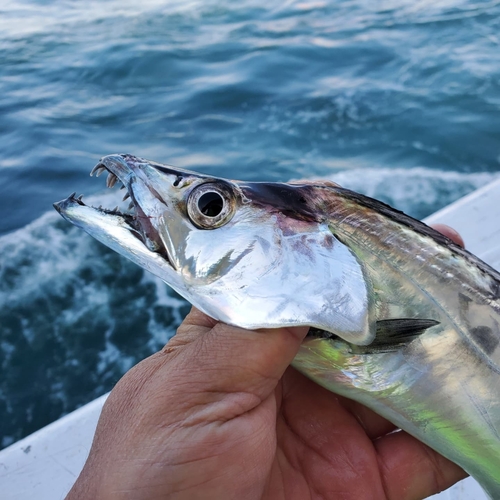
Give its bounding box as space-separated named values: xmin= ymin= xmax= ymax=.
xmin=1 ymin=0 xmax=500 ymax=448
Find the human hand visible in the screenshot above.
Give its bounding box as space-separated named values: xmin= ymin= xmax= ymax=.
xmin=67 ymin=225 xmax=467 ymax=500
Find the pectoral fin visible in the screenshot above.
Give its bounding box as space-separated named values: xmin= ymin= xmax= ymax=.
xmin=307 ymin=318 xmax=439 ymax=353
xmin=364 ymin=318 xmax=439 ymax=353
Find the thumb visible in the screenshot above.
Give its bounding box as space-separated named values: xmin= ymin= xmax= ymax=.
xmin=159 ymin=307 xmax=309 ymax=417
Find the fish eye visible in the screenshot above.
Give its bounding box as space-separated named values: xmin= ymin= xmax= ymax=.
xmin=198 ymin=191 xmax=223 ymax=217
xmin=187 ymin=183 xmax=235 ymax=229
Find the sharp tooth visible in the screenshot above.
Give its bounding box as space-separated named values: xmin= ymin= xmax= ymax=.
xmin=122 ymin=192 xmax=130 ymax=201
xmin=119 ymin=184 xmax=125 ymax=190
xmin=91 ymin=165 xmax=107 ymax=177
xmin=113 ymin=206 xmax=119 ymax=212
xmin=77 ymin=194 xmax=84 ymax=202
xmin=128 ymin=201 xmax=134 ymax=210
xmin=107 ymin=172 xmax=118 ymax=188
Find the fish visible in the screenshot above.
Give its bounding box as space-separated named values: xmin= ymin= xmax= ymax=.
xmin=54 ymin=153 xmax=500 ymax=498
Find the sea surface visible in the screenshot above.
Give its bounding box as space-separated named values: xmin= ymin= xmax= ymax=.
xmin=1 ymin=0 xmax=500 ymax=449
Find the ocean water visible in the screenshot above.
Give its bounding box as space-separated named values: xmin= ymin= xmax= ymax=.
xmin=1 ymin=0 xmax=500 ymax=449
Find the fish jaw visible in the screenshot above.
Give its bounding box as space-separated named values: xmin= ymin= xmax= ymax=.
xmin=52 ymin=153 xmax=207 ymax=293
xmin=53 ymin=195 xmax=182 ymax=285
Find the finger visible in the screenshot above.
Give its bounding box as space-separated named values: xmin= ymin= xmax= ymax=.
xmin=179 ymin=321 xmax=309 ymax=402
xmin=150 ymin=308 xmax=309 ymax=422
xmin=374 ymin=430 xmax=467 ymax=500
xmin=182 ymin=306 xmax=219 ymax=330
xmin=158 ymin=307 xmax=216 ymax=350
xmin=431 ymin=223 xmax=465 ymax=248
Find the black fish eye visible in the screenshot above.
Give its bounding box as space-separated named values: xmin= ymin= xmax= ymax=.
xmin=187 ymin=183 xmax=235 ymax=229
xmin=198 ymin=191 xmax=224 ymax=217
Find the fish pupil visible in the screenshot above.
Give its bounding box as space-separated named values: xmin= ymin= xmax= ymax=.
xmin=198 ymin=192 xmax=224 ymax=217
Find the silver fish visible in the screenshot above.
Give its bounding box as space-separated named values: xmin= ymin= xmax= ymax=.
xmin=54 ymin=154 xmax=500 ymax=497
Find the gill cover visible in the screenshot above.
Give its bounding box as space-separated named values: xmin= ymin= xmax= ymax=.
xmin=161 ymin=179 xmax=375 ymax=346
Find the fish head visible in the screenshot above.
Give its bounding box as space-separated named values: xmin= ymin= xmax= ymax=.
xmin=54 ymin=154 xmax=375 ymax=345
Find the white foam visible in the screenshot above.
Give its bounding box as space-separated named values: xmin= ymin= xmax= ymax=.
xmin=0 ymin=189 xmax=185 ymax=415
xmin=324 ymin=167 xmax=499 ymax=219
xmin=0 ymin=191 xmax=123 ymax=304
xmin=0 ymin=0 xmax=206 ymax=37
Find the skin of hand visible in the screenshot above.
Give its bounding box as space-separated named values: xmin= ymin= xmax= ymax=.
xmin=66 ymin=224 xmax=468 ymax=500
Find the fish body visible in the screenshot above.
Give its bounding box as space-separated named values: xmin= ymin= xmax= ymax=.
xmin=55 ymin=154 xmax=500 ymax=497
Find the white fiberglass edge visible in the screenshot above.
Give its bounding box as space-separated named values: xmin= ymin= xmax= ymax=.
xmin=3 ymin=179 xmax=500 ymax=500
xmin=0 ymin=394 xmax=108 ymax=500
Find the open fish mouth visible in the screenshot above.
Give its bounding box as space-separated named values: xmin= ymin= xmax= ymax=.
xmin=53 ymin=154 xmax=175 ymax=268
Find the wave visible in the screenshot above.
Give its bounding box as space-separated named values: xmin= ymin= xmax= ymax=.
xmin=0 ymin=190 xmax=187 ymax=448
xmin=327 ymin=167 xmax=499 ymax=220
